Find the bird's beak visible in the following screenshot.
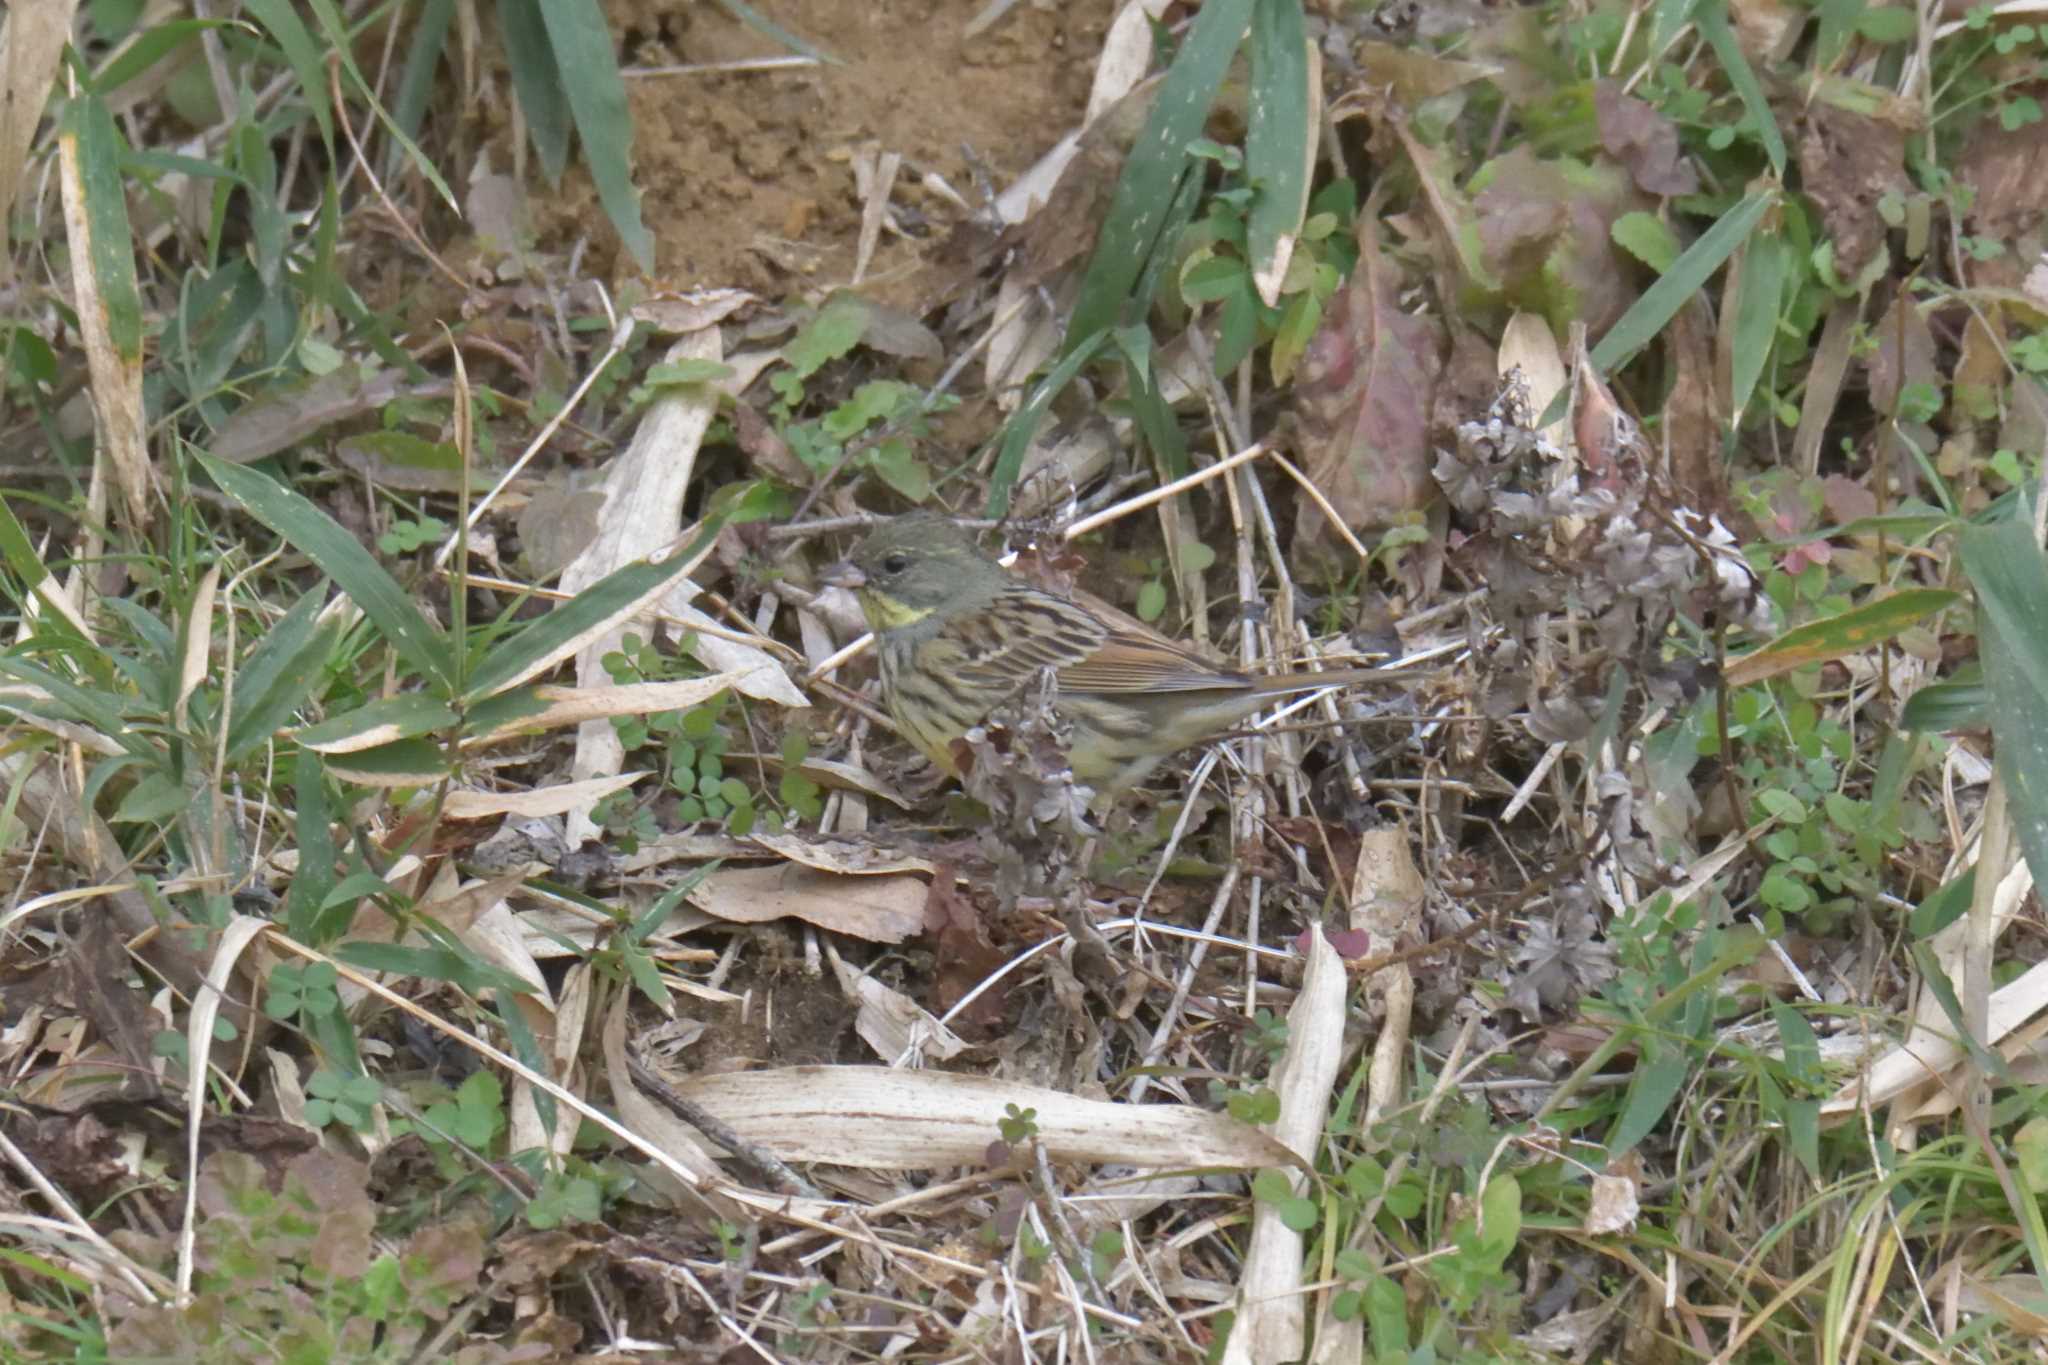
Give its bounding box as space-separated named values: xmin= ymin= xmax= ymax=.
xmin=822 ymin=560 xmax=866 ymax=591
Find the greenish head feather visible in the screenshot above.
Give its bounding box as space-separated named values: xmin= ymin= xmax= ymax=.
xmin=843 ymin=514 xmax=1007 ymax=629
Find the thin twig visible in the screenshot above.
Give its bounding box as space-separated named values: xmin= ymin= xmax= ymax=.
xmin=625 ymin=1047 xmax=823 ymax=1199
xmin=1057 ymin=443 xmax=1267 ymax=541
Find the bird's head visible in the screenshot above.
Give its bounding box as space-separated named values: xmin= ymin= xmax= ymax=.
xmin=823 ymin=513 xmax=1005 ymax=632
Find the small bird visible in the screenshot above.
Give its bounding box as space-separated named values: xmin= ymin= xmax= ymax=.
xmin=823 ymin=513 xmax=1383 ymax=793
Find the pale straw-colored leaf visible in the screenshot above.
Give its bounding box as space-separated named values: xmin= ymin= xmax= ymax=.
xmin=1225 ymin=926 xmax=1347 ymax=1365
xmin=663 ymin=1065 xmax=1296 ymax=1170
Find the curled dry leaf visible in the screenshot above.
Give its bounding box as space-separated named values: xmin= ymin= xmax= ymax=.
xmin=748 ymin=831 xmax=937 ymax=876
xmin=829 ymin=946 xmax=967 ymax=1065
xmin=688 ymin=862 xmax=928 ymax=944
xmin=441 ymin=772 xmax=646 ymax=821
xmin=1582 ymin=1172 xmax=1639 ymax=1235
xmin=664 ymin=1065 xmax=1297 ymax=1170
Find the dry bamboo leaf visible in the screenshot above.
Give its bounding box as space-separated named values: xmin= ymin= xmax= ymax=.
xmin=173 ymin=564 xmax=219 ymax=727
xmin=0 ymin=1 xmax=78 ymax=273
xmin=1085 ymin=0 xmax=1174 ymax=126
xmin=749 ymin=832 xmax=937 ymax=876
xmin=467 ymin=673 xmax=787 ymax=744
xmin=631 ymin=288 xmax=755 ymax=335
xmin=178 ymin=915 xmax=274 ymax=1298
xmin=442 ymin=772 xmax=646 ymax=820
xmin=600 ymin=992 xmax=721 ymax=1190
xmin=828 ymin=945 xmax=967 ymax=1065
xmin=1225 ymin=926 xmax=1347 ymax=1365
xmin=56 ymin=81 xmax=153 ymax=533
xmin=1496 ymin=312 xmax=1568 ymax=452
xmin=668 ymin=1065 xmax=1296 ymax=1170
xmin=688 ymin=863 xmax=927 ymax=944
xmin=563 ymin=329 xmax=726 ymax=842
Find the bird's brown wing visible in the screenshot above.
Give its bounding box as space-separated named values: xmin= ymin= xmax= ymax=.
xmin=934 ymin=582 xmax=1254 ymax=697
xmin=928 ymin=583 xmax=1111 ymax=697
xmin=1057 ymin=624 xmax=1255 ymax=694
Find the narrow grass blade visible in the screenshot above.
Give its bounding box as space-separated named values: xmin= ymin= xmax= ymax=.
xmin=391 ymin=0 xmax=459 ymax=181
xmin=239 ymin=0 xmax=334 ymax=145
xmin=1983 ymin=610 xmax=2048 ymax=907
xmin=1721 ymin=587 xmax=1957 ymax=687
xmin=1728 ymin=230 xmax=1789 ymax=418
xmin=282 ymin=750 xmax=336 ymax=941
xmin=987 ymin=329 xmax=1109 ymax=518
xmin=321 ymin=736 xmax=452 ymax=786
xmin=302 ymin=0 xmax=456 ymax=209
xmin=336 ymin=941 xmax=538 ymax=998
xmin=1065 ymin=0 xmax=1254 ymax=352
xmin=61 ymin=92 xmax=144 ymax=364
xmin=90 ymin=19 xmax=227 ymax=98
xmin=295 ymin=694 xmax=461 ymax=755
xmin=496 ymin=0 xmax=572 ymax=181
xmin=1588 ymin=188 xmax=1773 ymax=377
xmin=1959 ymin=520 xmax=2048 ymax=711
xmin=197 ymin=451 xmax=456 ymax=691
xmin=1246 ymin=0 xmax=1313 ymax=308
xmin=1695 ymin=0 xmax=1787 ymax=176
xmin=463 ymin=518 xmax=726 ymax=701
xmin=537 ymin=0 xmax=655 ymax=272
xmin=711 ymin=0 xmax=840 ymax=63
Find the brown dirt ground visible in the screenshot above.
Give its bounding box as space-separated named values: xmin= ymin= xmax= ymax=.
xmin=532 ymin=0 xmax=1110 ymax=295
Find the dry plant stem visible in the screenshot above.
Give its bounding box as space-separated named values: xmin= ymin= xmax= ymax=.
xmin=1056 ymin=442 xmax=1268 ymax=540
xmin=604 ymin=1256 xmax=781 ymax=1363
xmin=624 ymin=56 xmax=821 ymax=76
xmin=626 ymin=1047 xmax=822 ymax=1199
xmin=1964 ymin=755 xmax=2015 ymax=1098
xmin=324 ymin=57 xmax=468 ymax=298
xmin=1029 ymin=1139 xmax=1106 ymax=1303
xmin=0 ymin=1131 xmax=168 ymax=1303
xmin=1125 ymin=865 xmax=1240 ymax=1107
xmin=1265 ymin=449 xmax=1373 ymax=565
xmin=1223 ymin=474 xmax=1278 ymax=1019
xmin=188 ymin=0 xmax=238 ymax=126
xmin=1357 ymin=830 xmax=1422 ymax=1124
xmin=437 ymin=300 xmax=634 ymax=568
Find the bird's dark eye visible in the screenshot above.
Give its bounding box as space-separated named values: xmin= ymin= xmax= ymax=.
xmin=881 ymin=552 xmax=910 ymax=575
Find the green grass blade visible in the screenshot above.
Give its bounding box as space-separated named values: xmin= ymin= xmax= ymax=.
xmin=89 ymin=19 xmax=228 ymax=97
xmin=495 ymin=0 xmax=572 ymax=182
xmin=196 ymin=451 xmax=456 ymax=690
xmin=1983 ymin=609 xmax=2048 ymax=907
xmin=538 ymin=0 xmax=655 ymax=273
xmin=463 ymin=518 xmax=727 ymax=702
xmin=0 ymin=656 xmax=152 ymax=760
xmin=710 ymin=0 xmax=840 ymax=63
xmin=1695 ymin=0 xmax=1787 ymax=176
xmin=987 ymin=329 xmax=1110 ymax=518
xmin=335 ymin=941 xmax=536 ymax=997
xmin=63 ymin=92 xmax=144 ymax=365
xmin=1588 ymin=188 xmax=1774 ymax=377
xmin=296 ymin=694 xmax=463 ymax=752
xmin=225 ymin=583 xmax=340 ymax=759
xmin=1246 ymin=0 xmax=1312 ymax=307
xmin=1064 ymin=0 xmax=1255 ymax=353
xmin=302 ymin=0 xmax=456 ymax=209
xmin=239 ymin=0 xmax=334 ymax=146
xmin=283 ymin=749 xmax=337 ymax=941
xmin=1728 ymin=230 xmax=1789 ymax=418
xmin=389 ymin=0 xmax=458 ymax=182
xmin=1959 ymin=520 xmax=2048 ymax=711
